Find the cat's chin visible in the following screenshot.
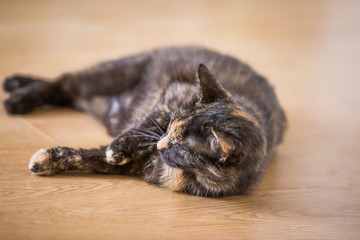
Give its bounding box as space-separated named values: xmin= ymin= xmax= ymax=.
xmin=159 ymin=150 xmax=179 ymax=168
xmin=161 ymin=159 xmax=179 ymax=168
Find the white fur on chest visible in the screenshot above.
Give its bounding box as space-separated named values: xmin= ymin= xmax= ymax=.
xmin=160 ymin=162 xmax=184 ymax=191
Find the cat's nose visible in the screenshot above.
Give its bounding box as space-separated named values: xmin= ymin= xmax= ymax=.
xmin=157 ymin=136 xmax=169 ymax=151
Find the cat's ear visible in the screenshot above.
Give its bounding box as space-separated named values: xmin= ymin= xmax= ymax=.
xmin=211 ymin=128 xmax=235 ymax=163
xmin=197 ymin=64 xmax=230 ymax=104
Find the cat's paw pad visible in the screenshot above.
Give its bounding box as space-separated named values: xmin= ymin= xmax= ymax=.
xmin=28 ymin=149 xmax=56 ymax=175
xmin=105 ymin=148 xmax=130 ymax=166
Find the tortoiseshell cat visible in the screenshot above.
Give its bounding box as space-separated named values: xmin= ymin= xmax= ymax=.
xmin=3 ymin=46 xmax=286 ymax=197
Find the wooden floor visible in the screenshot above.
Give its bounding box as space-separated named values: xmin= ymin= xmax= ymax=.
xmin=1 ymin=0 xmax=359 ymax=239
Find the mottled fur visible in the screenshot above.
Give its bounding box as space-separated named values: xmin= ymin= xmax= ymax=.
xmin=3 ymin=46 xmax=286 ymax=197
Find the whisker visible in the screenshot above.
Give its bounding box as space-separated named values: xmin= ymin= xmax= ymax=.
xmin=140 ymin=142 xmax=158 ymax=147
xmin=148 ymin=115 xmax=165 ymax=135
xmin=128 ymin=129 xmax=160 ymax=140
xmin=131 ymin=107 xmax=165 ymax=135
xmin=136 ymin=127 xmax=161 ymax=138
xmin=129 ymin=134 xmax=159 ymax=140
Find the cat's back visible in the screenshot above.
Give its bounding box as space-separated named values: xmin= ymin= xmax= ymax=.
xmin=148 ymin=46 xmax=280 ymax=111
xmin=149 ymin=46 xmax=270 ymax=92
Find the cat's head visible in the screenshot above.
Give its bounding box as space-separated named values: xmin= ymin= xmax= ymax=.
xmin=157 ymin=64 xmax=267 ymax=195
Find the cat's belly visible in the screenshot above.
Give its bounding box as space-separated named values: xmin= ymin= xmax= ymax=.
xmin=105 ymin=88 xmax=142 ymax=135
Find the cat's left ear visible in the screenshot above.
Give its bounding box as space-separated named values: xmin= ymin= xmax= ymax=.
xmin=198 ymin=64 xmax=231 ymax=104
xmin=211 ymin=128 xmax=235 ymax=163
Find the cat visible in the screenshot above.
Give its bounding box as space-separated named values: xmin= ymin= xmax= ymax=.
xmin=3 ymin=46 xmax=286 ymax=197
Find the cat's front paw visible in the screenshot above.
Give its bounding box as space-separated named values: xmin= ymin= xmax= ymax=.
xmin=105 ymin=147 xmax=131 ymax=166
xmin=28 ymin=149 xmax=57 ymax=175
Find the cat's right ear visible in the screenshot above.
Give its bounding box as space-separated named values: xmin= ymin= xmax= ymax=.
xmin=197 ymin=64 xmax=231 ymax=104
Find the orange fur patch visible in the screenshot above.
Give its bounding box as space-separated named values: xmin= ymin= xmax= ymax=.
xmin=157 ymin=120 xmax=185 ymax=150
xmin=232 ymin=110 xmax=259 ymax=126
xmin=161 ymin=163 xmax=184 ymax=191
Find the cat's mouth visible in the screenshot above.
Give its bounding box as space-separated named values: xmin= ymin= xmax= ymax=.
xmin=158 ymin=149 xmax=179 ymax=168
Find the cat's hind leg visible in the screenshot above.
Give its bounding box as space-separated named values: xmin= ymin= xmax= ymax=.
xmin=4 ymin=53 xmax=150 ymax=115
xmin=28 ymin=146 xmax=142 ymax=176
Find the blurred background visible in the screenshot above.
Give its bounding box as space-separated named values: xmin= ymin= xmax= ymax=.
xmin=0 ymin=0 xmax=359 ymax=239
xmin=1 ymin=0 xmax=359 ymax=127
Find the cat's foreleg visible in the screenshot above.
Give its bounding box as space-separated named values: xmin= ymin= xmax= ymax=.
xmin=28 ymin=146 xmax=135 ymax=175
xmin=105 ymin=131 xmax=159 ymax=166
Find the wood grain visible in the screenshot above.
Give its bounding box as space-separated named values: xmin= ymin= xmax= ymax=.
xmin=0 ymin=0 xmax=359 ymax=239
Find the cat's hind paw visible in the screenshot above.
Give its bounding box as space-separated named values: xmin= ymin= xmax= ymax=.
xmin=4 ymin=90 xmax=41 ymax=115
xmin=28 ymin=149 xmax=56 ymax=175
xmin=3 ymin=75 xmax=44 ymax=93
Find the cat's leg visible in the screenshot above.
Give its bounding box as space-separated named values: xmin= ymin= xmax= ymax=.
xmin=28 ymin=146 xmax=142 ymax=176
xmin=55 ymin=53 xmax=150 ymax=98
xmin=3 ymin=53 xmax=150 ymax=115
xmin=27 ymin=110 xmax=166 ymax=175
